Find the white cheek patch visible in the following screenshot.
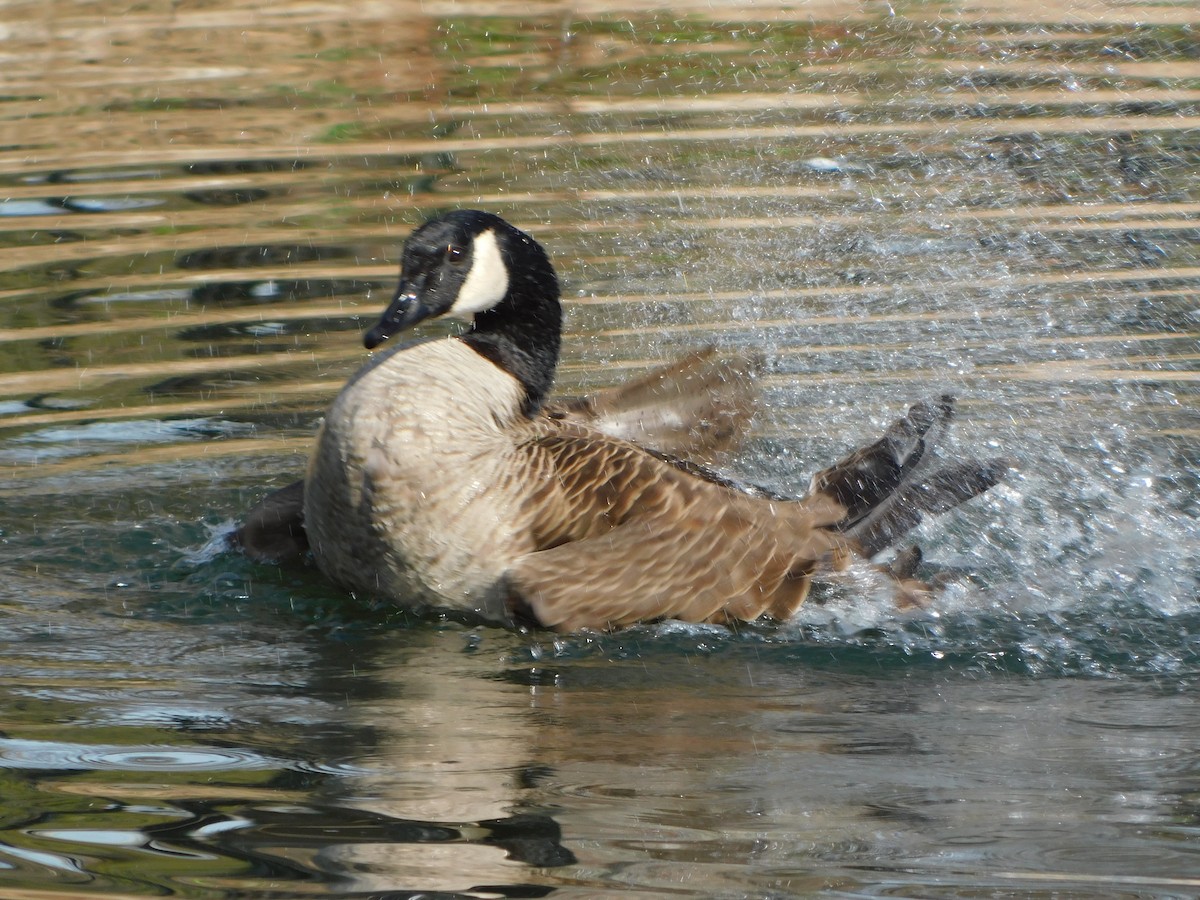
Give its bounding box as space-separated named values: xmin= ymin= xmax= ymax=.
xmin=448 ymin=229 xmax=509 ymax=317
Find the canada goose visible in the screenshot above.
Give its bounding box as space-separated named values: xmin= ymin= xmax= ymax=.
xmin=241 ymin=210 xmax=1008 ymax=631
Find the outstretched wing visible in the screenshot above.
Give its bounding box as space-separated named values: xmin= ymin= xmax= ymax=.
xmin=507 ymin=429 xmax=847 ymax=632
xmin=544 ymin=346 xmax=760 ymax=463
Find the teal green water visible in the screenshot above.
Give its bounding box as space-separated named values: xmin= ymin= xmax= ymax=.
xmin=1 ymin=3 xmax=1199 ymax=897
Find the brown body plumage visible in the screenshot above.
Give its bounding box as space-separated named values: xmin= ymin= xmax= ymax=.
xmin=234 ymin=345 xmax=759 ymax=567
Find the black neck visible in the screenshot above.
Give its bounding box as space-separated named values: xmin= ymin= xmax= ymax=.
xmin=460 ymin=233 xmax=562 ymax=415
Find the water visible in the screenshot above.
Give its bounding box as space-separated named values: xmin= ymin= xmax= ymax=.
xmin=2 ymin=2 xmax=1199 ymax=897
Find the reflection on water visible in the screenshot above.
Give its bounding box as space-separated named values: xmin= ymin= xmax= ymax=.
xmin=4 ymin=623 xmax=1200 ymax=897
xmin=1 ymin=0 xmax=1198 ymax=897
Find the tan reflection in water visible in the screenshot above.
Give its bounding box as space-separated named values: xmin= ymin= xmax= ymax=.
xmin=326 ymin=630 xmax=550 ymax=891
xmin=326 ymin=628 xmax=779 ymax=892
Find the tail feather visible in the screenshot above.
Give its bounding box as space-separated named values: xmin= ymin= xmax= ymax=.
xmin=849 ymin=457 xmax=1010 ymax=557
xmin=809 ymin=394 xmax=954 ymax=530
xmin=910 ymin=458 xmax=1011 ymax=516
xmin=810 ymin=395 xmax=1009 ymax=558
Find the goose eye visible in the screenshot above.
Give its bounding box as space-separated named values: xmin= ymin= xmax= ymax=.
xmin=445 ymin=244 xmax=466 ymax=264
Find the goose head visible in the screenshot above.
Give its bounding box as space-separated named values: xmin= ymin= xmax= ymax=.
xmin=364 ymin=210 xmax=563 ymax=413
xmin=364 ymin=210 xmax=562 ymax=348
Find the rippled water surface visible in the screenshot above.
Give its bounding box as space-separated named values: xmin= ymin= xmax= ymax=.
xmin=2 ymin=1 xmax=1199 ymax=897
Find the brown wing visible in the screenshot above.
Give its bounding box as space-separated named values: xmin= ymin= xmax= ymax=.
xmin=543 ymin=347 xmax=760 ymax=463
xmin=507 ymin=429 xmax=847 ymax=632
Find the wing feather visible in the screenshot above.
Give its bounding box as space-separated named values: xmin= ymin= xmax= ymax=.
xmin=507 ymin=428 xmax=847 ymax=631
xmin=544 ymin=346 xmax=760 ymax=462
